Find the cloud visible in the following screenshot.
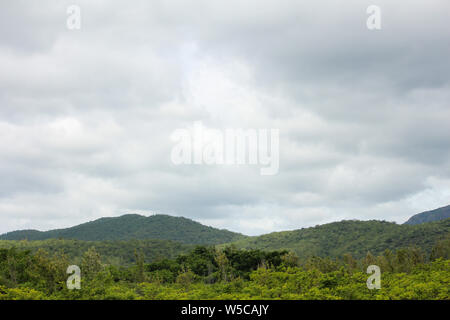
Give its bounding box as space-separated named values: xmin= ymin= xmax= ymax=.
xmin=0 ymin=0 xmax=449 ymax=235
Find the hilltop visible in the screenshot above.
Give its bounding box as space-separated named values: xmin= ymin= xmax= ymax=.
xmin=0 ymin=214 xmax=245 ymax=245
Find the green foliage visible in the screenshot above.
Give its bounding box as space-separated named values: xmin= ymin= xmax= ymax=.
xmin=430 ymin=235 xmax=450 ymax=260
xmin=0 ymin=244 xmax=448 ymax=300
xmin=0 ymin=239 xmax=193 ymax=266
xmin=81 ymin=247 xmax=104 ymax=280
xmin=0 ymin=248 xmax=67 ymax=294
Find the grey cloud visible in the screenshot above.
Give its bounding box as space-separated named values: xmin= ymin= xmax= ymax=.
xmin=0 ymin=0 xmax=449 ymax=235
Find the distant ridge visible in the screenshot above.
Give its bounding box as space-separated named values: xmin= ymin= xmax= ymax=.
xmin=404 ymin=205 xmax=450 ymax=225
xmin=226 ymin=219 xmax=450 ymax=259
xmin=0 ymin=214 xmax=245 ymax=245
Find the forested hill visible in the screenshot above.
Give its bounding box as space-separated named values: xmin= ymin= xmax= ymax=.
xmin=2 ymin=212 xmax=449 ymax=260
xmin=0 ymin=214 xmax=245 ymax=245
xmin=404 ymin=204 xmax=450 ymax=225
xmin=226 ymin=218 xmax=450 ymax=260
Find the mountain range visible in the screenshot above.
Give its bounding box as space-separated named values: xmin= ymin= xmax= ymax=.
xmin=1 ymin=205 xmax=449 ymax=261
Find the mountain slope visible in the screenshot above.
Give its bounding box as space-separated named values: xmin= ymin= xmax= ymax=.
xmin=226 ymin=218 xmax=450 ymax=259
xmin=0 ymin=214 xmax=245 ymax=245
xmin=404 ymin=205 xmax=450 ymax=225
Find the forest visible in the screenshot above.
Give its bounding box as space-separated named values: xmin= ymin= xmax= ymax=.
xmin=0 ymin=235 xmax=448 ymax=300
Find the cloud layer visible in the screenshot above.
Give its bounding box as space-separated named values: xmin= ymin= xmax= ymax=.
xmin=1 ymin=0 xmax=449 ymax=235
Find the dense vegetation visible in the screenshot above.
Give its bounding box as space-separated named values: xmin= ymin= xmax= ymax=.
xmin=0 ymin=238 xmax=448 ymax=300
xmin=404 ymin=205 xmax=450 ymax=225
xmin=0 ymin=214 xmax=448 ymax=300
xmin=1 ymin=219 xmax=449 ymax=266
xmin=227 ymin=219 xmax=450 ymax=260
xmin=0 ymin=214 xmax=245 ymax=245
xmin=0 ymin=239 xmax=193 ymax=266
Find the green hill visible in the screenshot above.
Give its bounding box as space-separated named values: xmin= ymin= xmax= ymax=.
xmin=2 ymin=211 xmax=449 ymax=262
xmin=0 ymin=214 xmax=245 ymax=245
xmin=404 ymin=205 xmax=450 ymax=225
xmin=226 ymin=218 xmax=450 ymax=259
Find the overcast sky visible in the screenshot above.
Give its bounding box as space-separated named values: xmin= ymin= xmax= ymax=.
xmin=0 ymin=0 xmax=449 ymax=235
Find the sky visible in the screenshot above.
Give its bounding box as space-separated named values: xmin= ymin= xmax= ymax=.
xmin=0 ymin=0 xmax=449 ymax=236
